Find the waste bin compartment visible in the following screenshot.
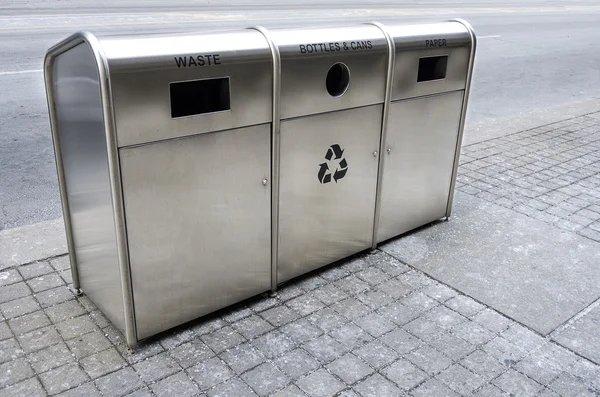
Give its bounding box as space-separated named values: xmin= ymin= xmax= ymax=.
xmin=271 ymin=26 xmax=388 ymax=283
xmin=45 ymin=30 xmax=273 ymax=346
xmin=375 ymin=21 xmax=476 ymax=243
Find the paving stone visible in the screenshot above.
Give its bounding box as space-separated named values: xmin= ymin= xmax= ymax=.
xmin=233 ymin=315 xmax=274 ymax=340
xmin=0 ymin=269 xmax=23 ymax=286
xmin=19 ymin=261 xmax=54 ymax=279
xmin=207 ymin=377 xmax=256 ymax=397
xmin=398 ymin=270 xmax=433 ymax=289
xmin=369 ymin=255 xmax=409 ymax=277
xmin=444 ymin=295 xmax=485 ymax=317
xmin=280 ymin=319 xmax=323 ymax=344
xmin=261 ymin=306 xmax=301 ymax=327
xmin=66 ymin=330 xmax=112 ymax=359
xmin=406 ymin=344 xmax=453 ymax=375
xmin=271 ymin=384 xmax=306 ymax=397
xmin=56 ymin=315 xmax=98 ymax=340
xmin=450 ymin=320 xmax=495 ymax=345
xmin=35 ymin=286 xmax=74 ymax=308
xmin=286 ymin=294 xmax=325 ymax=317
xmin=334 ymin=276 xmax=370 ymax=296
xmin=297 ymin=275 xmax=328 ymax=292
xmin=0 ymin=321 xmax=11 ymax=340
xmin=549 ymin=371 xmax=597 ymax=397
xmin=88 ymin=310 xmax=108 ymax=329
xmin=326 ymin=353 xmax=373 ymax=384
xmin=470 ymin=383 xmax=510 ymax=397
xmin=9 ymin=310 xmax=51 ymax=335
xmin=170 ymin=339 xmax=215 ymax=369
xmin=410 ymin=378 xmax=460 ymax=397
xmin=0 ymin=295 xmax=40 ymax=319
xmin=473 ymin=309 xmax=512 ymax=333
xmin=0 ymin=357 xmax=33 ymax=389
xmin=329 ymin=322 xmax=372 ymax=350
xmin=56 ymin=382 xmax=102 ymax=397
xmin=39 ymin=362 xmax=88 ymax=395
xmin=400 ymin=292 xmax=438 ymax=312
xmin=307 ymin=308 xmax=348 ymax=332
xmin=27 ymin=273 xmax=65 ymax=293
xmin=382 ymin=358 xmax=428 ymax=391
xmin=222 ymin=306 xmax=253 ymax=324
xmin=516 ymin=353 xmax=565 ymax=386
xmin=353 ymin=373 xmax=404 ymax=397
xmin=0 ymin=282 xmax=30 ymax=304
xmin=402 ymin=317 xmax=444 ymax=343
xmin=191 ymin=316 xmax=227 ymax=336
xmin=296 ymin=368 xmax=344 ymax=397
xmin=151 ymin=372 xmax=200 ymax=397
xmin=353 ymin=339 xmax=398 ymax=369
xmin=436 ymin=363 xmax=486 ymax=395
xmin=248 ymin=296 xmax=280 ymax=312
xmin=376 ymin=279 xmax=413 ymax=299
xmin=483 ymin=336 xmax=527 ymax=365
xmin=276 ymin=285 xmax=304 ymax=301
xmin=158 ymin=328 xmax=196 ymax=350
xmin=123 ymin=386 xmax=152 ymax=397
xmin=49 ymin=256 xmax=71 ymax=272
xmin=45 ymin=300 xmax=86 ymax=323
xmin=95 ymin=367 xmax=144 ymax=397
xmin=379 ymin=329 xmax=421 ymax=355
xmin=0 ymin=377 xmax=46 ymax=397
xmin=378 ymin=302 xmax=421 ymax=326
xmin=534 ymin=388 xmax=561 ymax=397
xmin=462 ymin=348 xmax=507 ymax=381
xmin=319 ymin=266 xmax=351 ymax=282
xmin=303 ymin=334 xmax=349 ymax=364
xmin=0 ymin=338 xmax=23 ymax=366
xmin=29 ymin=342 xmax=73 ymax=373
xmin=18 ymin=324 xmax=61 ymax=353
xmin=354 ymin=312 xmax=395 ymax=338
xmin=492 ymin=369 xmax=544 ymax=396
xmin=252 ymin=330 xmax=296 ymax=359
xmin=424 ymin=305 xmax=467 ymax=330
xmin=501 ymin=324 xmax=546 ymax=352
xmin=133 ymin=351 xmax=180 ymax=383
xmin=188 ymin=357 xmax=233 ymax=391
xmin=242 ymin=362 xmax=289 ymax=396
xmin=122 ymin=341 xmax=164 ymax=364
xmin=566 ymin=359 xmax=600 ymax=389
xmin=341 ymin=256 xmax=370 ymax=273
xmin=355 ymin=267 xmax=388 ymax=286
xmin=219 ymin=342 xmax=265 ymax=374
xmin=355 ymin=289 xmax=391 ymax=310
xmin=201 ymin=326 xmax=246 ymax=354
xmin=275 ymin=348 xmax=320 ymax=378
xmin=81 ymin=348 xmax=126 ymax=379
xmin=312 ymin=284 xmax=349 ymax=306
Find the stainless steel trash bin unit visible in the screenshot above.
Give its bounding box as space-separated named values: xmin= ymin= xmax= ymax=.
xmin=373 ymin=21 xmax=476 ymax=244
xmin=269 ymin=26 xmax=389 ymax=283
xmin=44 ymin=30 xmax=274 ymax=347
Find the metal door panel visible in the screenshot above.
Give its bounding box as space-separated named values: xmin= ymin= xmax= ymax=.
xmin=278 ymin=105 xmax=381 ymax=283
xmin=377 ymin=91 xmax=464 ymax=243
xmin=119 ymin=124 xmax=271 ymax=339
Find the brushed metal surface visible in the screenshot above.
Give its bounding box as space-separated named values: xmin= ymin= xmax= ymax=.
xmin=99 ymin=30 xmax=273 ymax=147
xmin=387 ymin=22 xmax=471 ymax=101
xmin=50 ymin=42 xmax=126 ymax=333
xmin=377 ymin=91 xmax=464 ymax=243
xmin=278 ymin=105 xmax=382 ymax=283
xmin=272 ymin=25 xmax=388 ymax=119
xmin=119 ymin=124 xmax=271 ymax=339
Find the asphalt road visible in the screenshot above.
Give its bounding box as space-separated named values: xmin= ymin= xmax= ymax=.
xmin=1 ymin=1 xmax=600 ymax=229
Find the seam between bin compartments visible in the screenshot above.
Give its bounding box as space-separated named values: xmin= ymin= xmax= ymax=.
xmin=248 ymin=26 xmax=281 ymax=292
xmin=445 ymin=19 xmax=477 ymax=217
xmin=367 ymin=21 xmax=396 ymax=251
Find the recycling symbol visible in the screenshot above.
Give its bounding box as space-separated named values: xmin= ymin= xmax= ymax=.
xmin=318 ymin=144 xmax=348 ymax=184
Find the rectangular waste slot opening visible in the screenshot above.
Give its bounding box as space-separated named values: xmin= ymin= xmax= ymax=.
xmin=417 ymin=55 xmax=448 ymax=82
xmin=170 ymin=77 xmax=231 ymax=118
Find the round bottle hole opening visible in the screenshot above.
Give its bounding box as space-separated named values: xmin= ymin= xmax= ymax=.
xmin=326 ymin=63 xmax=350 ymax=97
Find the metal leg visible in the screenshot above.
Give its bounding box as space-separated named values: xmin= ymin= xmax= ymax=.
xmin=73 ymin=288 xmax=83 ymax=296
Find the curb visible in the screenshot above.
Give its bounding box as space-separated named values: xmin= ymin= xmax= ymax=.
xmin=0 ymin=218 xmax=67 ymax=270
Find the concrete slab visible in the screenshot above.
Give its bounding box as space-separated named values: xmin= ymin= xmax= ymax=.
xmin=552 ymin=302 xmax=600 ymax=365
xmin=381 ymin=192 xmax=600 ymax=335
xmin=0 ymin=219 xmax=67 ymax=270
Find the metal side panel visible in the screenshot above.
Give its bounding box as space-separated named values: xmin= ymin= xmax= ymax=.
xmin=51 ymin=43 xmax=126 ymax=333
xmin=119 ymin=124 xmax=271 ymax=340
xmin=377 ymin=91 xmax=464 ymax=243
xmin=278 ymin=105 xmax=381 ymax=283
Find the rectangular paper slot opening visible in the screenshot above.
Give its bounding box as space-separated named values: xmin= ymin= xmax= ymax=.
xmin=170 ymin=77 xmax=231 ymax=118
xmin=417 ymin=56 xmax=448 ymax=82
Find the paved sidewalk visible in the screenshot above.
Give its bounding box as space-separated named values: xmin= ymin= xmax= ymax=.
xmin=1 ymin=112 xmax=600 ymax=396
